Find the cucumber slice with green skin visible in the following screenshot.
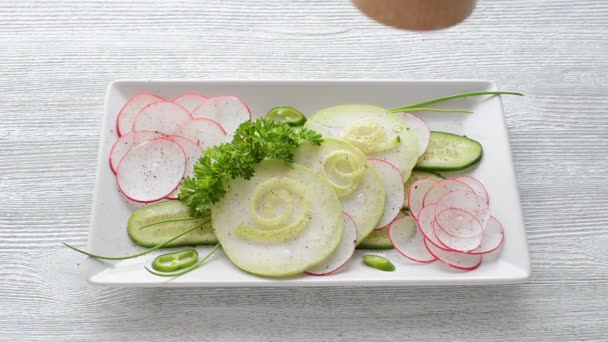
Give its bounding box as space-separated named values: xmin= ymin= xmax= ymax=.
xmin=415 ymin=131 xmax=482 ymax=172
xmin=212 ymin=160 xmax=344 ymax=277
xmin=304 ymin=105 xmax=419 ymax=180
xmin=403 ymin=170 xmax=445 ymax=209
xmin=356 ymin=227 xmax=394 ymax=250
xmin=127 ymin=201 xmax=217 ymax=248
xmin=294 ymin=138 xmax=385 ymax=244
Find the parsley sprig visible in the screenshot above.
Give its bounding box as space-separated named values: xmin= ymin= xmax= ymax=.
xmin=179 ymin=118 xmax=323 ymax=217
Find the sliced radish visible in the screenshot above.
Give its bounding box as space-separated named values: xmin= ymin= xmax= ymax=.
xmin=422 ymin=179 xmax=474 ymax=207
xmin=173 ymin=94 xmax=208 ymax=112
xmin=163 ymin=136 xmax=203 ymax=200
xmin=415 ymin=205 xmax=451 ymax=251
xmin=305 ymin=212 xmax=358 ymax=276
xmin=468 ymin=216 xmax=505 ymax=255
xmin=116 ymin=138 xmax=186 ymax=203
xmin=116 ymin=94 xmax=164 ymax=136
xmin=408 ymin=178 xmax=437 ymax=219
xmin=433 ymin=215 xmax=483 ymax=253
xmin=108 ymin=130 xmax=166 ymax=174
xmin=389 ymin=215 xmax=436 ymax=263
xmin=423 ymin=238 xmax=482 ymax=271
xmin=368 ymin=159 xmax=405 ymax=229
xmin=435 ymin=208 xmax=484 ymax=238
xmin=132 ymin=101 xmax=193 ymax=135
xmin=175 ymin=118 xmax=227 ymax=149
xmin=436 ymin=190 xmax=491 ymax=229
xmin=396 ymin=112 xmax=430 ymax=158
xmin=191 ymin=96 xmax=252 ymax=137
xmin=455 ymin=176 xmax=489 ymax=204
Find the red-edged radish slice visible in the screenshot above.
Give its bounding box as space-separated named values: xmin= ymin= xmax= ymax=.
xmin=132 ymin=101 xmax=193 ymax=135
xmin=396 ymin=112 xmax=430 ymax=158
xmin=435 ymin=207 xmax=484 ymax=238
xmin=163 ymin=136 xmax=203 ymax=200
xmin=191 ymin=96 xmax=252 ymax=137
xmin=116 ymin=138 xmax=186 ymax=203
xmin=408 ymin=178 xmax=437 ymax=219
xmin=455 ymin=176 xmax=489 ymax=204
xmin=305 ymin=212 xmax=358 ymax=276
xmin=468 ymin=216 xmax=505 ymax=255
xmin=433 ymin=213 xmax=483 ymax=253
xmin=116 ymin=94 xmax=164 ymax=136
xmin=173 ymin=94 xmax=208 ymax=112
xmin=416 ymin=205 xmax=451 ymax=251
xmin=436 ymin=190 xmax=491 ymax=229
xmin=389 ymin=215 xmax=436 ymax=263
xmin=175 ymin=118 xmax=227 ymax=149
xmin=108 ymin=130 xmax=166 ymax=174
xmin=423 ymin=238 xmax=482 ymax=271
xmin=422 ymin=179 xmax=474 ymax=208
xmin=368 ymin=159 xmax=405 ymax=229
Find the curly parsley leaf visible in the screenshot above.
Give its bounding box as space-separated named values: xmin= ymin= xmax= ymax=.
xmin=179 ymin=118 xmax=323 ymax=217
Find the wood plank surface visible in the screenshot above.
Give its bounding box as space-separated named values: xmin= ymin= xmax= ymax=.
xmin=1 ymin=0 xmax=607 ymax=340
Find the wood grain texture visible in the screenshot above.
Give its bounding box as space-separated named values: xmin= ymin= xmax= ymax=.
xmin=1 ymin=0 xmax=607 ymax=340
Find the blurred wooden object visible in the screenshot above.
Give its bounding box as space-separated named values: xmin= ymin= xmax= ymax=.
xmin=352 ymin=0 xmax=476 ymax=31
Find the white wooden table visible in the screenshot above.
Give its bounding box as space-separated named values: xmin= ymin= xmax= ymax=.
xmin=1 ymin=0 xmax=607 ymax=340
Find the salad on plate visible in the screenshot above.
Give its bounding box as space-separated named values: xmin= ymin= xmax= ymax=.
xmin=66 ymin=90 xmax=520 ymax=278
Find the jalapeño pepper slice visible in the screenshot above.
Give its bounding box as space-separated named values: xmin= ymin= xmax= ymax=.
xmin=266 ymin=106 xmax=306 ymax=127
xmin=151 ymin=249 xmax=199 ymax=272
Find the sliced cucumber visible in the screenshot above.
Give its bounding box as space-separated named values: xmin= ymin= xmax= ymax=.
xmin=304 ymin=104 xmax=419 ymax=180
xmin=212 ymin=160 xmax=343 ymax=277
xmin=127 ymin=201 xmax=217 ymax=248
xmin=356 ymin=227 xmax=393 ymax=250
xmin=294 ymin=138 xmax=385 ymax=243
xmin=403 ymin=170 xmax=445 ymax=209
xmin=415 ymin=131 xmax=482 ymax=172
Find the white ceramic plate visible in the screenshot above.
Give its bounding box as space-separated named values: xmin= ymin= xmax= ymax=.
xmin=86 ymin=80 xmax=530 ymax=286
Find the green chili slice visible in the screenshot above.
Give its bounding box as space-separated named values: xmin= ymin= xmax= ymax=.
xmin=266 ymin=106 xmax=307 ymax=127
xmin=151 ymin=249 xmax=199 ymax=272
xmin=145 ymin=243 xmax=221 ymax=278
xmin=362 ymin=255 xmax=396 ymax=272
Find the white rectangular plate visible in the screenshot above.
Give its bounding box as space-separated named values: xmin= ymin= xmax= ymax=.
xmin=87 ymin=80 xmax=530 ymax=286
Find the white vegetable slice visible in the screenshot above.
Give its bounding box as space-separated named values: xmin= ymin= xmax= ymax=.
xmin=389 ymin=215 xmax=436 ymax=263
xmin=433 ymin=210 xmax=483 ymax=252
xmin=408 ymin=178 xmax=438 ymax=219
xmin=435 ymin=207 xmax=484 ymax=238
xmin=455 ymin=176 xmax=490 ymax=204
xmin=423 ymin=238 xmax=482 ymax=271
xmin=368 ymin=158 xmax=405 ymax=229
xmin=109 ymin=130 xmax=166 ymax=174
xmin=175 ymin=118 xmax=227 ymax=149
xmin=163 ymin=136 xmax=203 ymax=200
xmin=293 ymin=138 xmax=385 ymax=244
xmin=422 ymin=179 xmax=474 ymax=207
xmin=468 ymin=216 xmax=505 ymax=255
xmin=212 ymin=160 xmax=343 ymax=277
xmin=116 ymin=94 xmax=163 ymax=136
xmin=116 ymin=138 xmax=186 ymax=203
xmin=396 ymin=112 xmax=430 ymax=158
xmin=435 ymin=190 xmax=491 ymax=229
xmin=191 ymin=96 xmax=252 ymax=138
xmin=304 ymin=105 xmax=419 ymax=179
xmin=173 ymin=94 xmax=208 ymax=112
xmin=415 ymin=205 xmax=451 ymax=251
xmin=132 ymin=101 xmax=193 ymax=135
xmin=305 ymin=212 xmax=358 ymax=276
